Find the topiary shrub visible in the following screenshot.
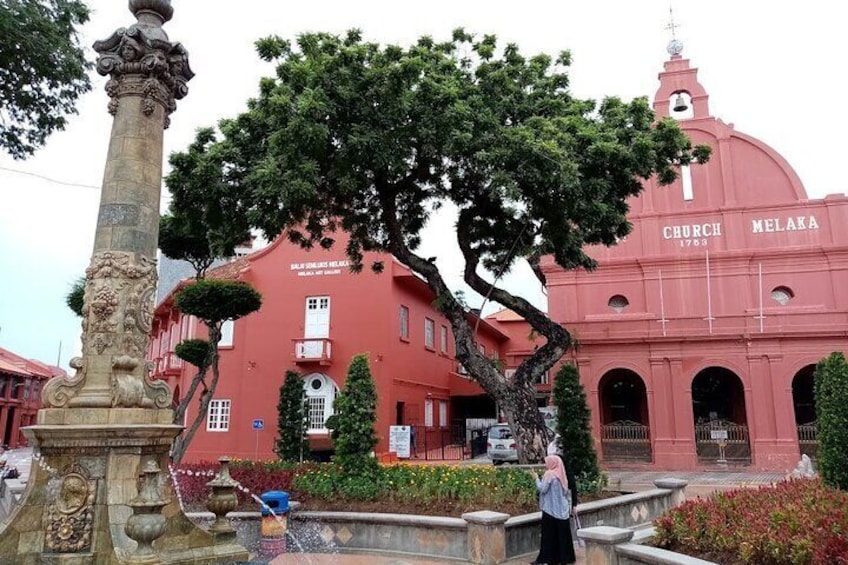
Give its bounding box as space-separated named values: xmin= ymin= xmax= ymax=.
xmin=276 ymin=370 xmax=309 ymax=463
xmin=552 ymin=363 xmax=603 ymax=489
xmin=175 ymin=279 xmax=262 ymax=325
xmin=329 ymin=354 xmax=379 ymax=475
xmin=174 ymin=338 xmax=211 ymax=370
xmin=815 ymin=352 xmax=848 ymax=489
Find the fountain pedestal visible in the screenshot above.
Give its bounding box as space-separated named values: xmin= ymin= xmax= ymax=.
xmin=0 ymin=413 xmax=248 ymax=563
xmin=0 ymin=1 xmax=248 ymax=562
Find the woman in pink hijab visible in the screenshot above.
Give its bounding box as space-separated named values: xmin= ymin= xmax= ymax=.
xmin=530 ymin=454 xmax=577 ymax=564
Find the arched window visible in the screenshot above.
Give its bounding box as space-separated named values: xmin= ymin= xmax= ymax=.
xmin=771 ymin=286 xmax=794 ymax=306
xmin=303 ymin=373 xmax=339 ymax=433
xmin=608 ymin=295 xmax=629 ymax=313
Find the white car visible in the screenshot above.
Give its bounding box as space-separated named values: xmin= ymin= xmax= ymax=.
xmin=486 ymin=424 xmax=518 ymax=465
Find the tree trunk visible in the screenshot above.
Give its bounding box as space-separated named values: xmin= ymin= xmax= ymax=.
xmin=173 ymin=366 xmax=208 ymax=427
xmin=378 ymin=193 xmax=565 ymax=464
xmin=171 ymin=325 xmax=222 ymax=464
xmin=503 ymin=378 xmax=551 ymax=463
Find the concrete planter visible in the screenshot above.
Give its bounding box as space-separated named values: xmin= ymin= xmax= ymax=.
xmin=187 ymin=478 xmax=691 ymax=564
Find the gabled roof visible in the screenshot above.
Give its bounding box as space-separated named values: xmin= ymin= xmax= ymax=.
xmin=486 ymin=308 xmax=528 ymax=322
xmin=0 ymin=346 xmax=65 ymax=379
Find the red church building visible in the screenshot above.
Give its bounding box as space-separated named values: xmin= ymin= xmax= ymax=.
xmin=542 ymin=40 xmax=848 ymax=472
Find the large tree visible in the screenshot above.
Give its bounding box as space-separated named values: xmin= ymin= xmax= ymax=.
xmin=0 ymin=0 xmax=92 ymax=159
xmin=160 ymin=132 xmax=260 ymax=462
xmin=174 ymin=29 xmax=709 ymax=462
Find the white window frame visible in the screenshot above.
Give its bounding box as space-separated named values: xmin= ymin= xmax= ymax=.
xmin=206 ymin=399 xmax=231 ymax=432
xmin=424 ymin=398 xmax=434 ymax=427
xmin=424 ymin=318 xmax=435 ymax=349
xmin=304 ymin=373 xmax=339 ymax=433
xmin=218 ymin=320 xmax=234 ymax=348
xmin=304 ymin=296 xmax=331 ymax=338
xmin=400 ymin=305 xmax=410 ymax=340
xmin=440 ymin=325 xmax=448 ymax=354
xmin=439 ymin=400 xmax=448 ymax=428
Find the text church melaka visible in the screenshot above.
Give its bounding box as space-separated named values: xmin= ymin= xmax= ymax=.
xmin=149 ymin=43 xmax=848 ymax=472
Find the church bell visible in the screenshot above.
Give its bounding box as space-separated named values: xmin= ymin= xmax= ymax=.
xmin=673 ymin=93 xmax=689 ymax=112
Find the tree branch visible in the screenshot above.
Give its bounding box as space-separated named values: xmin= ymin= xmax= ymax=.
xmin=455 ymin=210 xmax=570 ymax=385
xmin=377 ymin=187 xmax=506 ymax=397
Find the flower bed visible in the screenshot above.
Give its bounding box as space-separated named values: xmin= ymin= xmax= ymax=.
xmin=653 ymin=479 xmax=848 ymax=564
xmin=174 ymin=460 xmax=607 ymax=517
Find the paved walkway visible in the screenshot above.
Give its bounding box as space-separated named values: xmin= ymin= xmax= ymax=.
xmin=607 ymin=469 xmax=786 ymax=498
xmin=269 ymin=548 xmax=587 ymax=564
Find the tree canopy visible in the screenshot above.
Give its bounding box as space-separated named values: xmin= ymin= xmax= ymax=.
xmin=170 ymin=29 xmax=709 ymax=462
xmin=160 ymin=127 xmax=253 ymax=278
xmin=0 ymin=0 xmax=92 ymax=159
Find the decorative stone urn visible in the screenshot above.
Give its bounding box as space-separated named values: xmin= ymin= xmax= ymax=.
xmin=125 ymin=460 xmax=168 ymax=564
xmin=205 ymin=456 xmax=239 ymax=535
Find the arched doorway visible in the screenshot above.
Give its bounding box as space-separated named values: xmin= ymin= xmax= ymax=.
xmin=692 ymin=367 xmax=751 ymax=465
xmin=598 ymin=369 xmax=652 ymax=462
xmin=792 ymin=365 xmax=817 ymax=461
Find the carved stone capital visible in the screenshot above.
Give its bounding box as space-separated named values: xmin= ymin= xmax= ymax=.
xmin=93 ymin=3 xmax=192 ymax=123
xmin=42 ymin=251 xmax=171 ymax=409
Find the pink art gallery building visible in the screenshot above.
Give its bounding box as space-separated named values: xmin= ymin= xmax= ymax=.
xmin=542 ymin=43 xmax=848 ymax=472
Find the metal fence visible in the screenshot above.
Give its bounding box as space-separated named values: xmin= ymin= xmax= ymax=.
xmin=408 ymin=424 xmax=468 ymax=461
xmin=601 ymin=420 xmax=652 ymax=462
xmin=797 ymin=422 xmax=819 ymax=461
xmin=694 ymin=420 xmax=751 ymax=464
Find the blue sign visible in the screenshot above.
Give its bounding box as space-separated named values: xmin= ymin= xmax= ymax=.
xmin=252 ymin=419 xmax=264 ymax=430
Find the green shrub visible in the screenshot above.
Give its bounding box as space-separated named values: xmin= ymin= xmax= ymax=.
xmin=175 ymin=279 xmax=262 ymax=325
xmin=815 ymin=352 xmax=848 ymax=489
xmin=552 ymin=363 xmax=601 ymax=485
xmin=291 ymin=463 xmax=538 ymax=507
xmin=276 ymin=370 xmax=309 ymax=462
xmin=65 ymin=276 xmax=85 ymax=317
xmin=330 ymin=354 xmax=378 ymax=471
xmin=174 ymin=338 xmax=211 ymax=370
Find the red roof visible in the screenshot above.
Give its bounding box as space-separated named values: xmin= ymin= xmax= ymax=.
xmin=0 ymin=346 xmax=65 ymax=379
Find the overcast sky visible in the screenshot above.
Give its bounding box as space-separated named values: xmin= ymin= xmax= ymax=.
xmin=1 ymin=0 xmax=845 ymax=370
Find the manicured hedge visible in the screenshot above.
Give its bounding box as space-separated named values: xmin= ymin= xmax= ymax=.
xmin=654 ymin=479 xmax=848 ymax=564
xmin=174 ymin=461 xmax=545 ymax=513
xmin=815 ymin=352 xmax=848 ymax=489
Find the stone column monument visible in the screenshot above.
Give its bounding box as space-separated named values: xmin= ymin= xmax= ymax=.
xmin=0 ymin=1 xmax=248 ymax=563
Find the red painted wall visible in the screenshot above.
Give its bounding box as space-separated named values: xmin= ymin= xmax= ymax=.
xmin=151 ymin=234 xmax=504 ymax=462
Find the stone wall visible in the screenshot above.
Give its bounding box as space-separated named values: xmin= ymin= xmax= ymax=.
xmin=186 ymin=478 xmax=690 ymax=564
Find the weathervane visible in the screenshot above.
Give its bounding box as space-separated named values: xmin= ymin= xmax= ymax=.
xmin=665 ymin=6 xmax=684 ymax=57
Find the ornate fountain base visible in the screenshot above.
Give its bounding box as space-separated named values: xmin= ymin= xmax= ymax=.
xmin=0 ymin=408 xmax=248 ymax=564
